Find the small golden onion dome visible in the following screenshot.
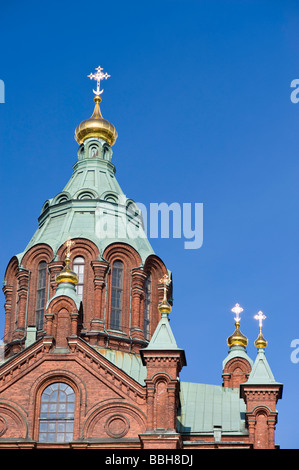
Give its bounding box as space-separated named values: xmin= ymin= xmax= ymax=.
xmin=158 ymin=299 xmax=172 ymax=315
xmin=75 ymin=95 xmax=118 ymax=146
xmin=55 ymin=257 xmax=78 ymax=285
xmin=227 ymin=321 xmax=248 ymax=348
xmin=254 ymin=327 xmax=268 ymax=349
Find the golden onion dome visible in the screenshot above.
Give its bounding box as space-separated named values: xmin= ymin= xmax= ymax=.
xmin=75 ymin=95 xmax=118 ymax=146
xmin=158 ymin=299 xmax=172 ymax=316
xmin=254 ymin=327 xmax=268 ymax=349
xmin=227 ymin=321 xmax=248 ymax=348
xmin=55 ymin=257 xmax=78 ymax=286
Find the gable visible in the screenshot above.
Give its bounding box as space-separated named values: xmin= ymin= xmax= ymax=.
xmin=0 ymin=337 xmax=146 ymax=403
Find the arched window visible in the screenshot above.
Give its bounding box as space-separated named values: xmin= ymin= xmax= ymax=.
xmin=73 ymin=256 xmax=85 ymax=301
xmin=110 ymin=260 xmax=124 ymax=331
xmin=35 ymin=261 xmax=47 ymax=330
xmin=38 ymin=382 xmax=75 ymax=443
xmin=144 ymin=274 xmax=151 ymax=340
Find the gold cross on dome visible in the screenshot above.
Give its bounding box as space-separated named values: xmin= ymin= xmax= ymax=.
xmin=88 ymin=65 xmax=110 ymax=96
xmin=231 ymin=303 xmax=244 ymax=322
xmin=254 ymin=310 xmax=266 ymax=327
xmin=159 ymin=274 xmax=170 ymax=301
xmin=65 ymin=238 xmax=75 ymax=258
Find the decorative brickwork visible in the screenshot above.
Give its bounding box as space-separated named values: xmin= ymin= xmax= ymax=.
xmin=0 ymin=81 xmax=283 ymax=448
xmin=222 ymin=356 xmax=252 ymax=388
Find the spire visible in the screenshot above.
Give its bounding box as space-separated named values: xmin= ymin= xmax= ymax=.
xmin=222 ymin=303 xmax=253 ymax=377
xmin=141 ymin=274 xmax=185 ymax=356
xmin=244 ymin=311 xmax=281 ymax=385
xmin=254 ymin=310 xmax=268 ymax=349
xmin=157 ymin=273 xmax=172 ymax=317
xmin=227 ymin=303 xmax=248 ymax=349
xmin=75 ymin=65 xmax=118 ymax=146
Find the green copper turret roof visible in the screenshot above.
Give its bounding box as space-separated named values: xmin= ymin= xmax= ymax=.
xmin=222 ymin=345 xmax=253 ymax=369
xmin=144 ymin=313 xmax=180 ymax=351
xmin=245 ymin=348 xmax=281 ymax=386
xmin=47 ymin=281 xmax=81 ymax=310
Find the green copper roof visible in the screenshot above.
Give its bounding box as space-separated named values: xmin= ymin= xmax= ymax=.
xmin=245 ymin=348 xmax=281 ymax=385
xmin=47 ymin=281 xmax=81 ymax=310
xmin=177 ymin=382 xmax=247 ymax=434
xmin=143 ymin=313 xmax=181 ymax=351
xmin=19 ymin=138 xmax=154 ymax=263
xmin=92 ymin=347 xmax=247 ymax=435
xmin=94 ymin=347 xmax=147 ymax=385
xmin=222 ymin=345 xmax=253 ymax=369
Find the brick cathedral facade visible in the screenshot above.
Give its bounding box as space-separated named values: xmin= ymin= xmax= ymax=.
xmin=1 ymin=70 xmax=282 ymax=449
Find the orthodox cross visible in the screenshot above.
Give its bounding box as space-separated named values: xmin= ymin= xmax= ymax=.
xmin=231 ymin=303 xmax=244 ymax=322
xmin=88 ymin=65 xmax=110 ymax=96
xmin=159 ymin=273 xmax=170 ymax=302
xmin=254 ymin=310 xmax=266 ymax=327
xmin=65 ymin=238 xmax=75 ymax=259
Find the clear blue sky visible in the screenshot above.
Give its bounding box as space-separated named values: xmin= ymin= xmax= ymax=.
xmin=1 ymin=0 xmax=299 ymax=449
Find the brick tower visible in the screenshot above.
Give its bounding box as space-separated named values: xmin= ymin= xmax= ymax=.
xmin=0 ymin=67 xmax=282 ymax=449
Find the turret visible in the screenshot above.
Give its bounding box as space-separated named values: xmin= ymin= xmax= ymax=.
xmin=240 ymin=311 xmax=283 ymax=448
xmin=222 ymin=303 xmax=253 ymax=388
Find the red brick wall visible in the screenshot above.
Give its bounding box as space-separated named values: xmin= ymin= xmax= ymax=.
xmin=3 ymin=240 xmax=169 ymax=358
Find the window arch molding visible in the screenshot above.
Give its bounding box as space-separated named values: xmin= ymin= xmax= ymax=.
xmin=38 ymin=382 xmax=75 ymax=443
xmin=103 ymin=243 xmax=142 ymax=335
xmin=3 ymin=256 xmax=19 ymax=343
xmin=103 ymin=242 xmax=141 ymax=266
xmin=57 ymin=238 xmax=99 ymax=262
xmin=18 ymin=244 xmax=54 ymax=331
xmin=31 ymin=371 xmax=85 ymax=442
xmin=53 ymin=192 xmax=71 ymax=205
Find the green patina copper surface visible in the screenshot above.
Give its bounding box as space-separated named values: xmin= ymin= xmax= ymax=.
xmin=177 ymin=382 xmax=247 ymax=434
xmin=18 ymin=138 xmax=154 ymax=263
xmin=245 ymin=348 xmax=281 ymax=386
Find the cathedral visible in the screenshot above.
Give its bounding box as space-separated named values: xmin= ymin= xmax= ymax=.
xmin=1 ymin=66 xmax=282 ymax=449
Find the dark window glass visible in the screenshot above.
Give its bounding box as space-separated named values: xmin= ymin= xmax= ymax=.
xmin=38 ymin=382 xmax=75 ymax=443
xmin=36 ymin=261 xmax=47 ymax=330
xmin=110 ymin=261 xmax=124 ymax=330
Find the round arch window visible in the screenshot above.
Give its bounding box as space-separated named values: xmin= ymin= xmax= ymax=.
xmin=38 ymin=382 xmax=75 ymax=443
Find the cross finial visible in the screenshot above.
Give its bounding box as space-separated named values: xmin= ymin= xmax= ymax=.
xmin=254 ymin=310 xmax=267 ymax=348
xmin=88 ymin=65 xmax=111 ymax=96
xmin=65 ymin=237 xmax=75 ymax=259
xmin=231 ymin=303 xmax=244 ymax=322
xmin=254 ymin=310 xmax=266 ymax=327
xmin=159 ymin=274 xmax=170 ymax=302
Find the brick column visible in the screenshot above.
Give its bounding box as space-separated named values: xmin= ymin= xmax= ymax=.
xmin=268 ymin=418 xmax=276 ymax=449
xmin=2 ymin=284 xmax=13 ymax=342
xmin=140 ymin=349 xmax=186 ymax=449
xmin=130 ymin=268 xmax=147 ymax=341
xmin=90 ymin=260 xmax=109 ymax=331
xmin=70 ymin=312 xmax=79 ymax=336
xmin=240 ymin=386 xmax=282 ymax=449
xmin=13 ymin=269 xmax=30 ymax=338
xmin=48 ymin=261 xmax=64 ymax=297
xmin=45 ymin=313 xmax=54 ymax=337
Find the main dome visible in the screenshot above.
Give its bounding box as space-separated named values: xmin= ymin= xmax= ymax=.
xmin=75 ymin=95 xmax=118 ymax=146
